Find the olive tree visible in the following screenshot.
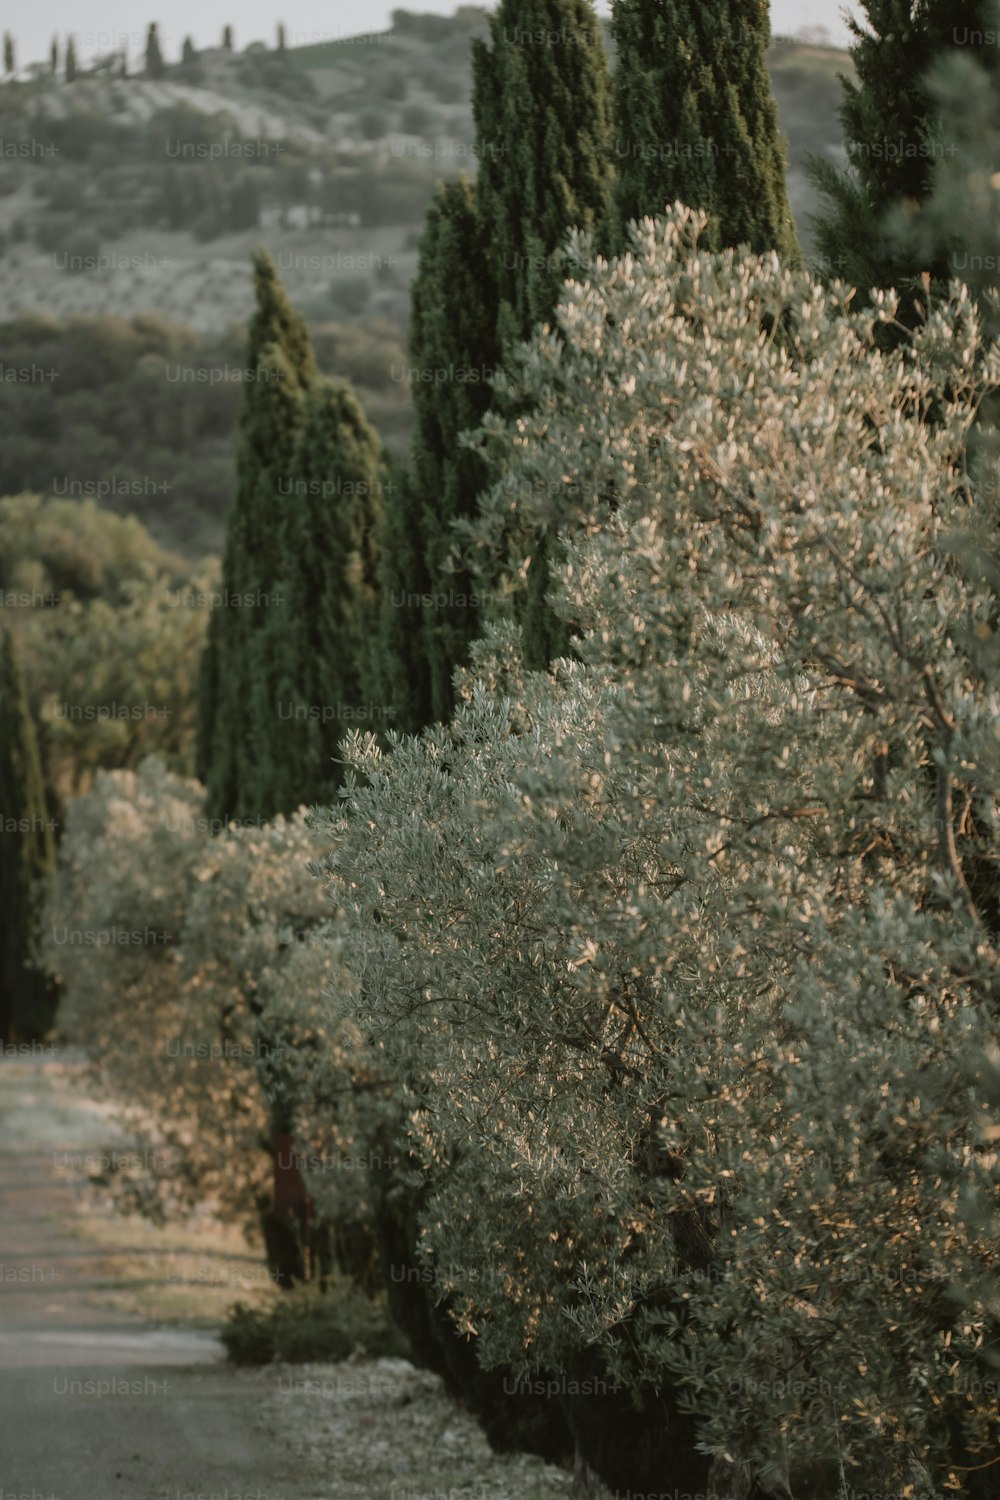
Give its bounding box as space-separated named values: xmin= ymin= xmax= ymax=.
xmin=311 ymin=208 xmax=1000 ymax=1499
xmin=42 ymin=757 xmax=374 ymax=1279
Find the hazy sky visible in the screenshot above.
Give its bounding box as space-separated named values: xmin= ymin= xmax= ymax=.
xmin=16 ymin=2 xmax=859 ymax=70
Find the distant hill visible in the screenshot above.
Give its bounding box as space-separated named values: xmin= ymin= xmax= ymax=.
xmin=0 ymin=9 xmax=851 ymax=562
xmin=0 ymin=9 xmax=850 ymax=337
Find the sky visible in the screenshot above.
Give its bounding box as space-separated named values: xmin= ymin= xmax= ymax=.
xmin=15 ymin=2 xmax=859 ymax=71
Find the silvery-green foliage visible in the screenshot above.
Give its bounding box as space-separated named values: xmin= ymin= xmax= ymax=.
xmin=42 ymin=757 xmax=363 ymax=1234
xmin=313 ymin=208 xmax=1000 ymax=1486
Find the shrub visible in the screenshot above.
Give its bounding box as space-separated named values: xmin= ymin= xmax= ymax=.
xmin=0 ymin=496 xmax=208 ymax=804
xmin=221 ymin=1278 xmax=411 ymax=1365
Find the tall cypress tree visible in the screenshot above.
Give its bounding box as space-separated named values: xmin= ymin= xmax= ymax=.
xmin=0 ymin=628 xmax=55 ymax=1043
xmin=179 ymin=36 xmax=203 ymax=82
xmin=145 ymin=23 xmax=165 ymax=79
xmin=810 ymin=1 xmax=999 ymax=305
xmin=405 ymin=177 xmax=498 ymax=724
xmin=378 ymin=1 xmax=618 ymax=710
xmin=917 ymin=6 xmax=1000 ymax=319
xmin=65 ymin=37 xmax=77 ymax=83
xmin=4 ymin=33 xmax=15 ymax=76
xmin=377 ymin=461 xmax=436 ymax=736
xmin=473 ymin=0 xmax=613 ymax=355
xmin=198 ymin=251 xmax=316 ymax=822
xmin=259 ymin=378 xmax=385 ymax=814
xmin=609 ymin=0 xmax=798 ymax=260
xmin=474 ymin=0 xmax=613 ymax=671
xmin=50 ymin=36 xmax=57 ymax=76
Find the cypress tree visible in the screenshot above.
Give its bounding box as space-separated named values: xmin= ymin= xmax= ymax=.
xmin=406 ymin=178 xmax=498 ymax=724
xmin=277 ymin=23 xmax=287 ymax=54
xmin=65 ymin=37 xmax=77 ymax=83
xmin=50 ymin=36 xmax=57 ymax=76
xmin=609 ymin=3 xmax=710 ymax=253
xmin=195 ymin=606 xmax=220 ymax=787
xmin=918 ymin=6 xmax=1000 ymax=319
xmin=199 ymin=251 xmax=316 ymax=822
xmin=608 ymin=0 xmax=799 ymax=260
xmin=222 ymin=25 xmax=234 ymax=51
xmin=810 ymin=1 xmax=999 ymax=306
xmin=4 ymin=33 xmax=15 ymax=76
xmin=474 ymin=0 xmax=612 ymax=672
xmin=379 ymin=1 xmax=615 ymax=717
xmin=376 ymin=461 xmax=436 ymax=737
xmin=213 ymin=339 xmax=308 ymax=821
xmin=712 ymin=1 xmax=800 ymax=260
xmin=0 ymin=628 xmax=55 ymax=1043
xmin=179 ymin=35 xmax=203 ymax=81
xmin=262 ymin=379 xmax=385 ymax=813
xmin=145 ymin=23 xmax=165 ymax=79
xmin=472 ymin=0 xmax=612 ymax=354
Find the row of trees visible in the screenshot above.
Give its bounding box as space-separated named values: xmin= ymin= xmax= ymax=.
xmin=385 ymin=0 xmax=801 ymax=732
xmin=198 ymin=0 xmax=800 ymax=818
xmin=45 ymin=208 xmax=1000 ymax=1496
xmin=381 ymin=0 xmax=1000 ymax=736
xmin=309 ymin=210 xmax=1000 ymax=1498
xmin=183 ymin=3 xmax=1000 ymax=1494
xmin=41 ymin=22 xmax=253 ymax=83
xmin=197 ymin=0 xmax=1000 ymax=817
xmin=21 ymin=1 xmax=1000 ymax=1494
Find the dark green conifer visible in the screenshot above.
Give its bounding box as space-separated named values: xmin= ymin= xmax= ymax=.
xmin=199 ymin=251 xmax=316 ymax=822
xmin=609 ymin=0 xmax=798 ymax=260
xmin=810 ymin=0 xmax=999 ymax=304
xmin=145 ymin=23 xmax=165 ymax=79
xmin=262 ymin=379 xmax=385 ymax=812
xmin=472 ymin=0 xmax=613 ymax=353
xmin=407 ymin=178 xmax=498 ymax=722
xmin=376 ymin=462 xmax=436 ymax=737
xmin=0 ymin=628 xmax=56 ymax=1042
xmin=382 ymin=2 xmax=618 ymax=708
xmin=179 ymin=36 xmax=203 ymax=82
xmin=65 ymin=37 xmax=77 ymax=83
xmin=468 ymin=1 xmax=614 ymax=676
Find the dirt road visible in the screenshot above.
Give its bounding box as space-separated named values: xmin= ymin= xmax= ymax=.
xmin=0 ymin=1052 xmax=332 ymax=1500
xmin=0 ymin=1054 xmax=579 ymax=1500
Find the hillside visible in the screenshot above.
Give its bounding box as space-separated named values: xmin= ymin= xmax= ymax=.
xmin=0 ymin=10 xmax=849 ymax=335
xmin=0 ymin=9 xmax=851 ymax=560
